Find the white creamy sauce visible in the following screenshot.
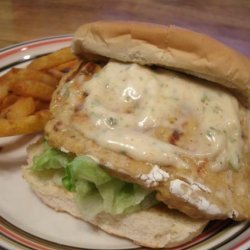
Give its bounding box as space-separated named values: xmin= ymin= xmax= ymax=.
xmin=169 ymin=179 xmax=221 ymax=215
xmin=71 ymin=61 xmax=242 ymax=171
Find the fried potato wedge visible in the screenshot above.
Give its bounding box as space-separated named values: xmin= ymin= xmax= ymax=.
xmin=0 ymin=47 xmax=78 ymax=137
xmin=0 ymin=83 xmax=9 ymax=101
xmin=0 ymin=70 xmax=13 ymax=101
xmin=2 ymin=97 xmax=36 ymax=119
xmin=47 ymin=59 xmax=79 ymax=79
xmin=11 ymin=80 xmax=54 ymax=101
xmin=0 ymin=94 xmax=18 ymax=110
xmin=28 ymin=47 xmax=76 ymax=70
xmin=12 ymin=68 xmax=59 ymax=87
xmin=34 ymin=100 xmax=50 ymax=111
xmin=0 ymin=110 xmax=50 ymax=136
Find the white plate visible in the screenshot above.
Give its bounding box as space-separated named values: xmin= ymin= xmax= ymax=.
xmin=0 ymin=36 xmax=249 ymax=250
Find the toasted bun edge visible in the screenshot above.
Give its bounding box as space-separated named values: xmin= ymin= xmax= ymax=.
xmin=22 ymin=141 xmax=208 ymax=248
xmin=72 ymin=21 xmax=250 ymax=107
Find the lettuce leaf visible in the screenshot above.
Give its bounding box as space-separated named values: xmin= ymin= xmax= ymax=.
xmin=62 ymin=165 xmax=75 ymax=191
xmin=75 ymin=181 xmax=104 ymax=220
xmin=69 ymin=156 xmax=112 ymax=185
xmin=112 ymin=184 xmax=150 ymax=214
xmin=32 ymin=142 xmax=159 ymax=216
xmin=32 ymin=142 xmax=71 ymax=171
xmin=98 ymin=179 xmax=124 ymax=213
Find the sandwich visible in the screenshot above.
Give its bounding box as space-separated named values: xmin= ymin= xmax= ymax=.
xmin=23 ymin=21 xmax=250 ymax=248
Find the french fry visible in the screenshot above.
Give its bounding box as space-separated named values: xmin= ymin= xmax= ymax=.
xmin=28 ymin=47 xmax=76 ymax=70
xmin=0 ymin=110 xmax=50 ymax=137
xmin=0 ymin=83 xmax=10 ymax=101
xmin=0 ymin=70 xmax=13 ymax=100
xmin=12 ymin=68 xmax=59 ymax=87
xmin=53 ymin=59 xmax=78 ymax=72
xmin=47 ymin=59 xmax=78 ymax=79
xmin=0 ymin=69 xmax=15 ymax=84
xmin=11 ymin=80 xmax=55 ymax=101
xmin=0 ymin=94 xmax=19 ymax=111
xmin=2 ymin=97 xmax=36 ymax=119
xmin=34 ymin=100 xmax=50 ymax=111
xmin=0 ymin=47 xmax=78 ymax=137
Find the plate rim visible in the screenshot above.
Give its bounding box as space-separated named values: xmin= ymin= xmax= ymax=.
xmin=0 ymin=36 xmax=249 ymax=250
xmin=0 ymin=34 xmax=72 ymax=53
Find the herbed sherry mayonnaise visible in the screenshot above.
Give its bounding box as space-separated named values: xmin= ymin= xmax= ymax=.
xmin=71 ymin=61 xmax=242 ymax=171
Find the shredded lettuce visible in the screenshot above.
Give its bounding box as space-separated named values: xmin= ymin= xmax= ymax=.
xmin=32 ymin=142 xmax=159 ymax=217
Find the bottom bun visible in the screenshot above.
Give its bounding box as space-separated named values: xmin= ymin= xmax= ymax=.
xmin=22 ymin=142 xmax=208 ymax=248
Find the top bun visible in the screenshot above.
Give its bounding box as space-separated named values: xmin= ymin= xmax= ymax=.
xmin=72 ymin=21 xmax=250 ymax=108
